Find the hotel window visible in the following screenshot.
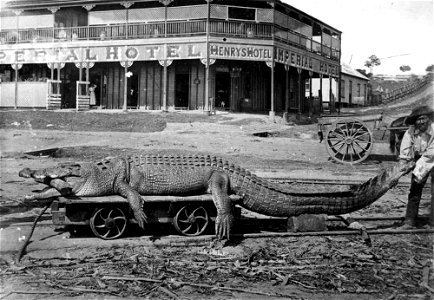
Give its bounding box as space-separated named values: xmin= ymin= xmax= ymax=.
xmin=357 ymin=83 xmax=361 ymax=97
xmin=228 ymin=7 xmax=256 ymax=21
xmin=340 ymin=79 xmax=345 ymax=98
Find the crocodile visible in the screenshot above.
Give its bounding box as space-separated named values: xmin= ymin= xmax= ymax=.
xmin=19 ymin=155 xmax=409 ymax=239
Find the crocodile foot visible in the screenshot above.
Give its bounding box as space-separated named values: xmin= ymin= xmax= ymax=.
xmin=215 ymin=213 xmax=234 ymax=240
xmin=133 ymin=209 xmax=148 ymax=229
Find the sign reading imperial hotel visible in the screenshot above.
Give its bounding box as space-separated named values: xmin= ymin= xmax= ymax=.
xmin=0 ymin=0 xmax=341 ymax=114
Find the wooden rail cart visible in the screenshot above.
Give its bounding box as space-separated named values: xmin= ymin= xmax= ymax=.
xmin=317 ymin=112 xmax=408 ymax=164
xmin=51 ymin=194 xmax=241 ymax=240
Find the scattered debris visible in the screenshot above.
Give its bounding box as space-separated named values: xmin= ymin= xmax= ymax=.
xmin=2 ymin=235 xmax=432 ymax=299
xmin=24 ymin=148 xmax=59 ymax=157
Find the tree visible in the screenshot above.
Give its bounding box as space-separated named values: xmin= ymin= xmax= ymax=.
xmin=426 ymin=64 xmax=434 ymax=73
xmin=364 ymin=55 xmax=381 ymax=74
xmin=356 ymin=68 xmax=371 ymax=78
xmin=399 ymin=65 xmax=411 ymax=72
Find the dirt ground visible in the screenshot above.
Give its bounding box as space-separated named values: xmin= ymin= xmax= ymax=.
xmin=0 ymin=106 xmax=433 ymax=299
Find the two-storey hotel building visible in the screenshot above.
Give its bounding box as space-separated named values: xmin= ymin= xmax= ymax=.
xmin=0 ymin=0 xmax=341 ymax=114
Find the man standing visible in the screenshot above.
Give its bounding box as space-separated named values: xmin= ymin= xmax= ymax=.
xmin=399 ymin=105 xmax=434 ymax=228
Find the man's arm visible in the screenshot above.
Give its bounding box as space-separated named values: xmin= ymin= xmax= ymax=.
xmin=399 ymin=128 xmax=415 ymax=161
xmin=413 ymin=140 xmax=434 ymax=181
xmin=398 ymin=129 xmax=415 ymax=173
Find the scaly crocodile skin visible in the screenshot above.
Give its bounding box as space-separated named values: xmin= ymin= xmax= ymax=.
xmin=19 ymin=155 xmax=407 ymax=239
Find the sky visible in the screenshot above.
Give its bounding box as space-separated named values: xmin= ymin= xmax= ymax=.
xmin=283 ymin=0 xmax=434 ymax=75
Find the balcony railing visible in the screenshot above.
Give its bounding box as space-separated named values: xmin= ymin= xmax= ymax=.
xmin=0 ymin=20 xmax=340 ymax=60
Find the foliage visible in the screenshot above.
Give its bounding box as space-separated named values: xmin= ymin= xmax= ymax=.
xmin=356 ymin=69 xmax=372 ymax=78
xmin=399 ymin=65 xmax=411 ymax=72
xmin=364 ymin=55 xmax=381 ymax=73
xmin=426 ymin=64 xmax=434 ymax=72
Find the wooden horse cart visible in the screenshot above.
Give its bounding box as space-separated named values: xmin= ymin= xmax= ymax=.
xmin=317 ymin=112 xmax=408 ymax=164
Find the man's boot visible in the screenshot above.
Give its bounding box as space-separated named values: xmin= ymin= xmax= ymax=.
xmin=399 ymin=198 xmax=420 ymax=229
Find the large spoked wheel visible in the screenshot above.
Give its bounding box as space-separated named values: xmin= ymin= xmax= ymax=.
xmin=90 ymin=207 xmax=127 ymax=240
xmin=173 ymin=205 xmax=209 ymax=236
xmin=325 ymin=118 xmax=373 ymax=164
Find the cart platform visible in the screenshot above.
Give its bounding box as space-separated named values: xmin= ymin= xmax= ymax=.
xmin=51 ymin=194 xmax=242 ymax=239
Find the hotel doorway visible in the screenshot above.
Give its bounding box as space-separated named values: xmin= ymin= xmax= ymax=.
xmin=61 ymin=64 xmax=78 ymax=108
xmin=127 ymin=72 xmax=139 ymax=108
xmin=175 ymin=73 xmax=189 ymax=109
xmin=215 ymin=71 xmax=230 ymax=110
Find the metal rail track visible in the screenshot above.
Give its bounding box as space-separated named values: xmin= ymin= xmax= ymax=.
xmin=150 ymin=228 xmax=434 ymax=247
xmin=232 ymin=228 xmax=434 ymax=238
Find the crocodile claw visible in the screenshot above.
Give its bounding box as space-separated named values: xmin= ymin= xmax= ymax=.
xmin=133 ymin=209 xmax=148 ymax=229
xmin=215 ymin=213 xmax=234 ymax=240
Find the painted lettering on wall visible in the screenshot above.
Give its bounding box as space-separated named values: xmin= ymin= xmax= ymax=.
xmin=85 ymin=49 xmax=97 ymax=61
xmin=0 ymin=44 xmax=206 ymax=64
xmin=106 ymin=47 xmax=120 ymax=60
xmin=188 ymin=45 xmax=201 ymax=57
xmin=0 ymin=43 xmax=339 ymax=76
xmin=210 ymin=44 xmax=273 ymax=60
xmin=15 ymin=50 xmax=25 ymax=63
xmin=125 ymin=47 xmax=139 ymax=60
xmin=274 ymin=47 xmax=313 ymax=70
xmin=319 ymin=62 xmax=338 ymax=76
xmin=274 ymin=46 xmax=339 ymax=76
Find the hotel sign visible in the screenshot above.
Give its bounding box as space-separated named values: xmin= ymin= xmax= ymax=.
xmin=210 ymin=44 xmax=273 ymax=61
xmin=0 ymin=43 xmax=274 ymax=64
xmin=274 ymin=46 xmax=339 ymax=76
xmin=0 ymin=43 xmax=207 ymax=64
xmin=0 ymin=43 xmax=339 ymax=76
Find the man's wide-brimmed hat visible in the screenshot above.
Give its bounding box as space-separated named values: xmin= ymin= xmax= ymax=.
xmin=405 ymin=105 xmax=434 ymax=125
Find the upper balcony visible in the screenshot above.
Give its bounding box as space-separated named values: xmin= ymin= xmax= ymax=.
xmin=0 ymin=2 xmax=341 ymax=61
xmin=0 ymin=21 xmax=340 ymax=61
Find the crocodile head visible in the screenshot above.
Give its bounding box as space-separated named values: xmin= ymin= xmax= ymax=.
xmin=18 ymin=163 xmax=81 ymax=183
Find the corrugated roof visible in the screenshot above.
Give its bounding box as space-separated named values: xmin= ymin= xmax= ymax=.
xmin=3 ymin=0 xmax=139 ymax=8
xmin=341 ymin=63 xmax=369 ymax=81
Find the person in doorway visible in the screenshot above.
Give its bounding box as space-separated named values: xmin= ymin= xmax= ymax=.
xmin=398 ymin=105 xmax=434 ymax=228
xmin=58 ymin=24 xmax=67 ymax=40
xmin=89 ymin=84 xmax=97 ymax=106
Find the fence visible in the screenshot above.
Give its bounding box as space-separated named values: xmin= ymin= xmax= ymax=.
xmin=46 ymin=80 xmax=61 ymax=110
xmin=381 ymin=75 xmax=432 ymax=103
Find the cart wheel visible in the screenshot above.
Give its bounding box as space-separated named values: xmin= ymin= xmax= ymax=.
xmin=173 ymin=205 xmax=209 ymax=236
xmin=90 ymin=207 xmax=127 ymax=240
xmin=325 ymin=118 xmax=373 ymax=164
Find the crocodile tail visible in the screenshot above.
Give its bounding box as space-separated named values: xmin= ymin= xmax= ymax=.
xmin=232 ymin=164 xmax=406 ymax=217
xmin=346 ymin=164 xmax=404 ymax=211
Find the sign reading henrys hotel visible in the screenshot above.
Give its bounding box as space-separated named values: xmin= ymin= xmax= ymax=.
xmin=0 ymin=43 xmax=338 ymax=75
xmin=209 ymin=43 xmax=273 ymax=61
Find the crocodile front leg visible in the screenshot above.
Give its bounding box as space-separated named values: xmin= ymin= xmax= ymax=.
xmin=24 ymin=187 xmax=62 ymax=200
xmin=208 ymin=171 xmax=233 ymax=240
xmin=114 ymin=180 xmax=148 ymax=229
xmin=24 ymin=179 xmax=73 ymax=200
